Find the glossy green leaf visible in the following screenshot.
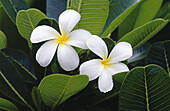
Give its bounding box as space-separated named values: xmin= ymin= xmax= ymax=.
xmin=119 ymin=65 xmax=170 ymax=111
xmin=2 ymin=49 xmax=37 ymax=84
xmin=128 ymin=43 xmax=151 ymax=63
xmin=119 ymin=0 xmax=163 ymax=38
xmin=38 ymin=74 xmax=89 ymax=109
xmin=0 ymin=52 xmax=34 ymax=110
xmin=146 ymin=40 xmax=170 ymax=76
xmin=69 ymin=0 xmax=109 ymax=35
xmin=16 ymin=8 xmax=47 ymax=49
xmin=0 ymin=0 xmax=17 ymax=23
xmin=11 ymin=0 xmax=28 ymax=12
xmin=32 ymin=87 xmax=43 ymax=111
xmin=46 ymin=0 xmax=67 ymax=21
xmin=0 ymin=98 xmax=19 ymax=111
xmin=0 ymin=30 xmax=7 ymax=50
xmin=118 ymin=18 xmax=169 ymax=50
xmin=101 ymin=0 xmax=141 ymax=37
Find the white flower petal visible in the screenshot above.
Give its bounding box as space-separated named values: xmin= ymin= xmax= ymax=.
xmin=109 ymin=63 xmax=129 ymax=75
xmin=67 ymin=29 xmax=92 ymax=49
xmin=86 ymin=35 xmax=108 ymax=59
xmin=31 ymin=25 xmax=60 ymax=43
xmin=108 ymin=42 xmax=132 ymax=63
xmin=98 ymin=68 xmax=113 ymax=93
xmin=36 ymin=40 xmax=58 ymax=67
xmin=57 ymin=44 xmax=79 ymax=71
xmin=80 ymin=59 xmax=103 ymax=81
xmin=59 ymin=9 xmax=80 ymax=35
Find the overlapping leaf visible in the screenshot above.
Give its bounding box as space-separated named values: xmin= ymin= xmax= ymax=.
xmin=69 ymin=0 xmax=109 ymax=35
xmin=0 ymin=97 xmax=19 ymax=111
xmin=101 ymin=0 xmax=141 ymax=37
xmin=16 ymin=8 xmax=47 ymax=49
xmin=38 ymin=74 xmax=89 ymax=110
xmin=146 ymin=40 xmax=170 ymax=76
xmin=32 ymin=87 xmax=43 ymax=111
xmin=119 ymin=0 xmax=163 ymax=38
xmin=88 ymin=72 xmax=128 ymax=106
xmin=11 ymin=0 xmax=28 ymax=11
xmin=2 ymin=49 xmax=37 ymax=84
xmin=0 ymin=30 xmax=7 ymax=50
xmin=128 ymin=43 xmax=151 ymax=63
xmin=0 ymin=52 xmax=34 ymax=110
xmin=0 ymin=3 xmax=28 ymax=52
xmin=0 ymin=0 xmax=17 ymax=23
xmin=118 ymin=18 xmax=169 ymax=50
xmin=119 ymin=65 xmax=170 ymax=111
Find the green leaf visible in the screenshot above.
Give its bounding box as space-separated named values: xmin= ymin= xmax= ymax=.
xmin=102 ymin=37 xmax=116 ymax=53
xmin=16 ymin=8 xmax=47 ymax=49
xmin=119 ymin=65 xmax=170 ymax=111
xmin=89 ymin=72 xmax=128 ymax=106
xmin=128 ymin=43 xmax=151 ymax=63
xmin=118 ymin=18 xmax=169 ymax=50
xmin=0 ymin=52 xmax=34 ymax=110
xmin=0 ymin=0 xmax=17 ymax=23
xmin=0 ymin=4 xmax=29 ymax=52
xmin=24 ymin=0 xmax=34 ymax=7
xmin=0 ymin=30 xmax=7 ymax=50
xmin=0 ymin=98 xmax=19 ymax=111
xmin=32 ymin=87 xmax=43 ymax=111
xmin=46 ymin=0 xmax=67 ymax=21
xmin=156 ymin=1 xmax=170 ymax=20
xmin=38 ymin=74 xmax=89 ymax=109
xmin=69 ymin=0 xmax=109 ymax=35
xmin=37 ymin=18 xmax=59 ymax=31
xmin=11 ymin=0 xmax=28 ymax=11
xmin=2 ymin=49 xmax=37 ymax=84
xmin=119 ymin=0 xmax=163 ymax=38
xmin=101 ymin=0 xmax=141 ymax=37
xmin=146 ymin=40 xmax=170 ymax=76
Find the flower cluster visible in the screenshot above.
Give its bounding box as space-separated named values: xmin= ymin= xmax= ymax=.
xmin=31 ymin=9 xmax=133 ymax=93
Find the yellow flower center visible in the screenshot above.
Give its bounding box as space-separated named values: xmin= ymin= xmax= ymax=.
xmin=57 ymin=33 xmax=69 ymax=44
xmin=101 ymin=58 xmax=111 ymax=68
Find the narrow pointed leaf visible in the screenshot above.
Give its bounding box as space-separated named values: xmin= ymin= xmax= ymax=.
xmin=0 ymin=98 xmax=19 ymax=111
xmin=146 ymin=40 xmax=170 ymax=76
xmin=119 ymin=65 xmax=170 ymax=111
xmin=38 ymin=74 xmax=89 ymax=109
xmin=0 ymin=30 xmax=7 ymax=50
xmin=101 ymin=0 xmax=141 ymax=37
xmin=69 ymin=0 xmax=109 ymax=35
xmin=16 ymin=8 xmax=48 ymax=49
xmin=118 ymin=18 xmax=169 ymax=50
xmin=119 ymin=0 xmax=163 ymax=38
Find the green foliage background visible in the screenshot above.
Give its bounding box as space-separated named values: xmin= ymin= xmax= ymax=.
xmin=0 ymin=0 xmax=169 ymax=111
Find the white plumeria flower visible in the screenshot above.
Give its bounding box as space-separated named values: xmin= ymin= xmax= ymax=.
xmin=80 ymin=35 xmax=133 ymax=93
xmin=30 ymin=10 xmax=92 ymax=71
